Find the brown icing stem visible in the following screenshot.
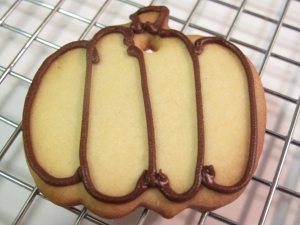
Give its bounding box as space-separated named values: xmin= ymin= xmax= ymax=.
xmin=130 ymin=6 xmax=169 ymax=34
xmin=195 ymin=37 xmax=258 ymax=193
xmin=23 ymin=41 xmax=89 ymax=186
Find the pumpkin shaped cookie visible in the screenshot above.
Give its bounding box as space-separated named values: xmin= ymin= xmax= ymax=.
xmin=23 ymin=6 xmax=266 ymax=218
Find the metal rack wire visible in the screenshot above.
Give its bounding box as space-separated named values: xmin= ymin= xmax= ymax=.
xmin=0 ymin=0 xmax=299 ymax=224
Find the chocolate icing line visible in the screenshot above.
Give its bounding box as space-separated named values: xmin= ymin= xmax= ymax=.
xmin=23 ymin=41 xmax=89 ymax=186
xmin=152 ymin=29 xmax=205 ymax=202
xmin=79 ymin=26 xmax=150 ymax=203
xmin=127 ymin=45 xmax=157 ymax=178
xmin=195 ymin=37 xmax=258 ymax=193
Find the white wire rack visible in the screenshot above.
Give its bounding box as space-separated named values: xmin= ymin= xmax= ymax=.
xmin=0 ymin=0 xmax=300 ymax=224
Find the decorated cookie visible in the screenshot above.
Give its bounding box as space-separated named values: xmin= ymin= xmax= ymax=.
xmin=23 ymin=6 xmax=266 ymax=218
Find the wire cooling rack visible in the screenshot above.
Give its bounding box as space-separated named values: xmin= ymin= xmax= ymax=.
xmin=0 ymin=0 xmax=299 ymax=224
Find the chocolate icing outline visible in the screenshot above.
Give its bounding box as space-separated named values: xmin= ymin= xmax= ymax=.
xmin=138 ymin=26 xmax=205 ymax=202
xmin=195 ymin=37 xmax=258 ymax=193
xmin=22 ymin=5 xmax=260 ymax=203
xmin=79 ymin=26 xmax=150 ymax=203
xmin=23 ymin=41 xmax=89 ymax=186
